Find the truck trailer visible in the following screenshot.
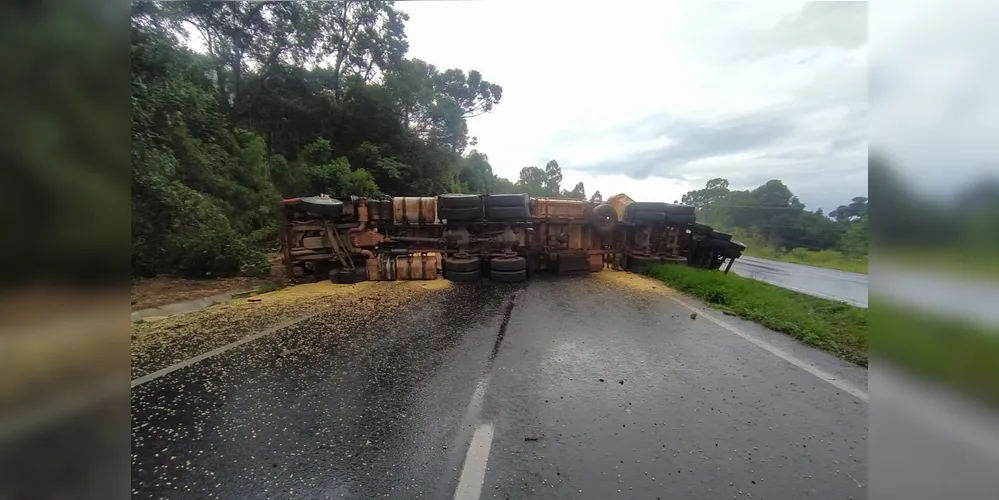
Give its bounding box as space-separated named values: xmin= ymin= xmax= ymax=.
xmin=279 ymin=192 xmax=746 ymax=284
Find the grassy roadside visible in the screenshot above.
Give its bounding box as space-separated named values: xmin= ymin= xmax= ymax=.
xmin=646 ymin=264 xmax=868 ymax=366
xmin=744 ymin=247 xmax=869 ymax=274
xmin=875 ymin=248 xmax=999 ymax=283
xmin=870 ymin=300 xmax=999 ymax=407
xmin=729 ymin=229 xmax=868 ymax=274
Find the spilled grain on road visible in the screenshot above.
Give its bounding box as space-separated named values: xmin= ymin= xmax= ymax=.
xmin=131 ymin=279 xmax=451 ymax=379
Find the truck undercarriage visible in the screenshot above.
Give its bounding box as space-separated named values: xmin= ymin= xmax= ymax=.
xmin=280 ymin=193 xmax=747 ymax=283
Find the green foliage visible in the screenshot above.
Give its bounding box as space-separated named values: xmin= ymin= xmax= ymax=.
xmin=131 ymin=2 xmax=507 ymax=279
xmin=648 ymin=264 xmax=868 ymax=366
xmin=684 ymin=175 xmax=869 ymax=272
xmin=871 ymin=300 xmax=999 ymax=407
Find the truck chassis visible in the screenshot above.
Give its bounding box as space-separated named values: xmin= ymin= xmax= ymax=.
xmin=280 ymin=193 xmax=746 ymax=283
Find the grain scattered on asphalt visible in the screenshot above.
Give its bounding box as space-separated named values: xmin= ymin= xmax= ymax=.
xmin=130 ymin=279 xmax=452 ymax=379
xmin=592 ymin=269 xmax=677 ymax=297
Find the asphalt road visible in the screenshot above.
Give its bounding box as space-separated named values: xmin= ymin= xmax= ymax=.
xmin=124 ymin=274 xmax=868 ymax=500
xmin=729 ymin=256 xmax=868 ymax=308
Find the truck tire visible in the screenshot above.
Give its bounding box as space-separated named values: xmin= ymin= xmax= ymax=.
xmin=444 ymin=268 xmax=481 ymax=282
xmin=329 ymin=268 xmax=360 ymax=284
xmin=485 ymin=193 xmax=530 ymax=208
xmin=691 ymin=222 xmax=713 ymax=235
xmin=490 ymin=269 xmax=528 ymax=283
xmin=444 ymin=256 xmax=481 ymax=273
xmin=628 ymin=211 xmax=665 ymax=224
xmin=710 ymin=231 xmax=733 ymax=242
xmin=591 ymin=203 xmax=618 ymax=234
xmin=438 ymin=194 xmax=482 ymax=209
xmin=485 ymin=205 xmax=529 ymax=220
xmin=490 ymin=256 xmax=527 ymax=272
xmin=664 ymin=214 xmax=695 ymax=225
xmin=663 ymin=204 xmax=696 ymax=216
xmin=627 ymin=255 xmax=661 ymax=274
xmin=299 ymin=196 xmax=344 ymax=218
xmin=627 ymin=202 xmax=670 ymax=213
xmin=439 ymin=206 xmax=482 ymax=221
xmin=661 ymin=256 xmax=688 ymax=265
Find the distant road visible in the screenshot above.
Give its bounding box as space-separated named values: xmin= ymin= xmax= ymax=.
xmin=730 ymin=255 xmax=869 ymax=308
xmin=872 ymin=264 xmax=999 ymax=329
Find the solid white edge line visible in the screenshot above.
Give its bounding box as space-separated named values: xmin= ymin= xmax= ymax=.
xmin=130 ymin=312 xmax=320 ymax=388
xmin=668 ymin=295 xmax=869 ymax=402
xmin=453 ymin=422 xmax=495 ymax=500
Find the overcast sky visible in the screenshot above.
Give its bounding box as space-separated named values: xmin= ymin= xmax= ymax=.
xmin=399 ymin=1 xmax=869 ymax=212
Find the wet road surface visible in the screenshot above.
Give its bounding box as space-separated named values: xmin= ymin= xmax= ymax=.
xmin=730 ymin=256 xmax=868 ymax=308
xmin=130 ymin=275 xmax=868 ymax=499
xmin=871 ymin=264 xmax=999 ymax=329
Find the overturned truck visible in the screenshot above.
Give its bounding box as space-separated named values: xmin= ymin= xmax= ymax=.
xmin=280 ymin=192 xmax=746 ymax=283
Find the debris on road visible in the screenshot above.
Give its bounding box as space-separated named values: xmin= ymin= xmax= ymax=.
xmin=524 ymin=435 xmax=540 ymax=441
xmin=131 ymin=280 xmax=452 ymax=379
xmin=690 ymin=312 xmax=698 ymax=320
xmin=722 ymin=310 xmax=737 ymax=316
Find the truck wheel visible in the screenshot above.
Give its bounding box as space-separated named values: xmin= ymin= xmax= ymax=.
xmin=691 ymin=222 xmax=713 ymax=235
xmin=664 ymin=214 xmax=695 ymax=225
xmin=485 ymin=193 xmax=530 ymax=207
xmin=329 ymin=268 xmax=359 ymax=284
xmin=628 ymin=211 xmax=666 ymax=224
xmin=627 ymin=255 xmax=660 ymax=274
xmin=490 ymin=256 xmax=527 ymax=272
xmin=663 ymin=204 xmax=696 ymax=216
xmin=444 ymin=268 xmax=481 ymax=282
xmin=439 ymin=206 xmax=482 ymax=221
xmin=490 ymin=269 xmax=528 ymax=283
xmin=591 ymin=203 xmax=618 ymax=234
xmin=444 ymin=256 xmax=481 ymax=273
xmin=485 ymin=205 xmax=528 ymax=220
xmin=438 ymin=194 xmax=482 ymax=209
xmin=661 ymin=256 xmax=688 ymax=265
xmin=626 ymin=202 xmax=670 ymax=213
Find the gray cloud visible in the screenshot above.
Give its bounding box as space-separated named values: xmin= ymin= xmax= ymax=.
xmin=561 ymin=2 xmax=869 ymax=212
xmin=575 ymin=111 xmax=796 ymax=180
xmin=729 ymin=2 xmax=868 ymax=61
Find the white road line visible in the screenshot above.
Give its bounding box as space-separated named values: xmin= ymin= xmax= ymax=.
xmin=130 ymin=312 xmax=319 ymax=388
xmin=667 ymin=295 xmax=869 ymax=402
xmin=453 ymin=422 xmax=495 ymax=500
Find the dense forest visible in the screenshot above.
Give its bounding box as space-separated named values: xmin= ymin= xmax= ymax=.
xmin=130 ymin=1 xmax=595 ymax=279
xmin=680 ymin=177 xmax=869 ymax=260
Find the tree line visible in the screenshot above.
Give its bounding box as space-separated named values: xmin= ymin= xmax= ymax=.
xmin=681 ymin=177 xmax=869 ymax=259
xmin=130 ymin=1 xmax=598 ymax=279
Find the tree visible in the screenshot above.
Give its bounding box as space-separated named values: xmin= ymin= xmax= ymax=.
xmin=543 ymin=159 xmax=562 ymax=196
xmin=681 ymin=177 xmax=730 ymax=209
xmin=130 ymin=2 xmax=507 ymax=279
xmin=590 ymin=190 xmax=603 ymax=203
xmin=516 ymin=166 xmax=548 ymax=196
xmin=830 ymin=196 xmax=868 ymax=221
xmin=562 ymin=181 xmax=585 ymax=200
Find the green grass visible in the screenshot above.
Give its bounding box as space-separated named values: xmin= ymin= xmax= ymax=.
xmin=870 ymin=300 xmax=999 ymax=407
xmin=730 ymin=229 xmax=868 ymax=274
xmin=647 ymin=264 xmax=868 ymax=366
xmin=255 ymin=279 xmax=289 ymax=294
xmin=876 ymin=248 xmax=999 ymax=283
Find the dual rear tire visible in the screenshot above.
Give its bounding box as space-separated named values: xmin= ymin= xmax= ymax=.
xmin=442 ymin=255 xmax=528 ymax=283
